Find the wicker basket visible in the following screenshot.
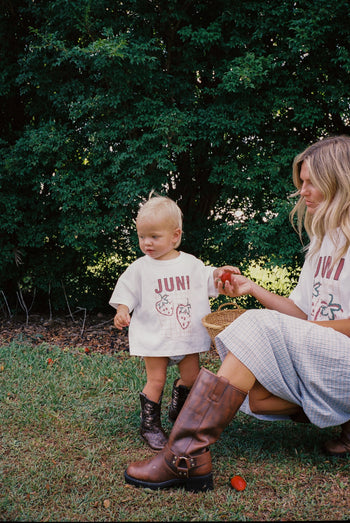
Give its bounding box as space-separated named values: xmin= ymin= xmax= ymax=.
xmin=202 ymin=302 xmax=247 ymax=347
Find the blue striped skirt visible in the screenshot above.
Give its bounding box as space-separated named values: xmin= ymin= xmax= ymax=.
xmin=215 ymin=309 xmax=350 ymax=428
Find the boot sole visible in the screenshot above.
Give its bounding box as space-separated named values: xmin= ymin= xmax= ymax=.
xmin=323 ymin=448 xmax=350 ymax=457
xmin=124 ymin=470 xmax=214 ymax=492
xmin=323 ymin=441 xmax=350 ymax=458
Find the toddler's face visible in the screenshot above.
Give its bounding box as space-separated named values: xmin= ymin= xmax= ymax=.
xmin=136 ymin=216 xmax=181 ymax=260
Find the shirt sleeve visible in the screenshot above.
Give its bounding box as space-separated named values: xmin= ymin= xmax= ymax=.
xmin=205 ymin=265 xmax=218 ymax=297
xmin=109 ymin=263 xmax=140 ymax=312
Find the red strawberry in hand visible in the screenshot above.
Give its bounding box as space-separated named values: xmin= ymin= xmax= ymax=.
xmin=220 ymin=271 xmax=232 ymax=284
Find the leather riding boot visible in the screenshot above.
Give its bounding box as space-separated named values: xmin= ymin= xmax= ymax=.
xmin=168 ymin=378 xmax=190 ymax=422
xmin=126 ymin=368 xmax=247 ymax=492
xmin=139 ymin=392 xmax=168 ymax=451
xmin=289 ymin=407 xmax=311 ymax=424
xmin=324 ymin=419 xmax=350 ymax=457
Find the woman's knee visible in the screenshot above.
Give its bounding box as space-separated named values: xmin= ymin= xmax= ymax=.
xmin=249 ymin=391 xmax=300 ymax=416
xmin=248 ymin=381 xmax=270 ymax=414
xmin=249 ymin=395 xmax=264 ymax=414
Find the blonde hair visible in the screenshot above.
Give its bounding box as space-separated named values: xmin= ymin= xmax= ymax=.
xmin=290 ymin=135 xmax=350 ymax=264
xmin=136 ymin=192 xmax=183 ymax=248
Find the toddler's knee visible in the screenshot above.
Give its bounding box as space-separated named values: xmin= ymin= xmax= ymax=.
xmin=146 ymin=376 xmax=166 ymax=392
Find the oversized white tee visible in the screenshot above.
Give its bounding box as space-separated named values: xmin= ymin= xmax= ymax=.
xmin=289 ymin=230 xmax=350 ymax=320
xmin=109 ymin=251 xmax=218 ymax=356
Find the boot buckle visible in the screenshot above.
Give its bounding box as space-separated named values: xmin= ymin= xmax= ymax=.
xmin=171 ymin=455 xmax=196 ymax=477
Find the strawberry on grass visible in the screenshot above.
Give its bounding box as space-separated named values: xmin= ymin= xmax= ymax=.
xmin=230 ymin=475 xmax=247 ymax=491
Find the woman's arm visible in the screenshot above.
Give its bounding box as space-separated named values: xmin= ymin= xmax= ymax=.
xmin=311 ymin=318 xmax=350 ymax=337
xmin=217 ymin=273 xmax=307 ymax=319
xmin=218 ymin=273 xmax=350 ymax=334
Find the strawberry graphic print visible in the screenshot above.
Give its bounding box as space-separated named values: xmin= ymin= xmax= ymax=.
xmin=153 ymin=273 xmax=194 ymax=336
xmin=313 ymin=290 xmax=343 ymax=320
xmin=155 ymin=294 xmax=173 ymax=316
xmin=310 ymin=251 xmax=346 ymax=321
xmin=154 ymin=291 xmax=192 ymax=336
xmin=176 ymin=301 xmax=191 ymax=329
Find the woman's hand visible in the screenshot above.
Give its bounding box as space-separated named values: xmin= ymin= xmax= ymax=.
xmin=213 ymin=265 xmax=252 ymax=297
xmin=214 ymin=265 xmax=240 ymax=291
xmin=217 ymin=273 xmax=253 ymax=297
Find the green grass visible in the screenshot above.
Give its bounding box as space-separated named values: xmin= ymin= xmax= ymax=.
xmin=1 ymin=341 xmax=349 ymax=521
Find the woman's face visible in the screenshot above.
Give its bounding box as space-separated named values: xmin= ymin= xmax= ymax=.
xmin=299 ymin=162 xmax=324 ymax=215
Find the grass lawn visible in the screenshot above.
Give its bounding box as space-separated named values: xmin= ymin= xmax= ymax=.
xmin=1 ymin=341 xmax=349 ymax=521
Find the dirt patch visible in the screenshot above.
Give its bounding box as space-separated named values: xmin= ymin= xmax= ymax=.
xmin=0 ymin=313 xmax=130 ymax=354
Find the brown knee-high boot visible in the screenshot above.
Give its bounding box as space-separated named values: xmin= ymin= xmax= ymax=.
xmin=125 ymin=368 xmax=247 ymax=492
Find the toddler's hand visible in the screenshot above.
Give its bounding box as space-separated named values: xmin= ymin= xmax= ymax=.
xmin=114 ymin=307 xmax=131 ymax=330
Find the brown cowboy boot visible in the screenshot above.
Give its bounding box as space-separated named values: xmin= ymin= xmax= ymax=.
xmin=139 ymin=392 xmax=168 ymax=451
xmin=289 ymin=407 xmax=311 ymax=424
xmin=324 ymin=420 xmax=350 ymax=457
xmin=168 ymin=378 xmax=190 ymax=423
xmin=125 ymin=368 xmax=247 ymax=492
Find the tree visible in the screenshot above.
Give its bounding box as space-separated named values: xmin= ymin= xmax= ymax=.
xmin=1 ymin=0 xmax=350 ymax=313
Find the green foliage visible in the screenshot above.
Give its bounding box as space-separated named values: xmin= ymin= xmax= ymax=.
xmin=241 ymin=260 xmax=301 ymax=309
xmin=244 ymin=261 xmax=301 ymax=297
xmin=1 ymin=0 xmax=350 ymax=312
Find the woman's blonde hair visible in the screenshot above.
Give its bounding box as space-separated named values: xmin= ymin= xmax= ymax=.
xmin=136 ymin=192 xmax=183 ymax=248
xmin=290 ymin=135 xmax=350 ymax=264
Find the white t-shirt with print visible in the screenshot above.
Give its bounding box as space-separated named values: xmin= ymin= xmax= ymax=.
xmin=109 ymin=251 xmax=218 ymax=356
xmin=289 ymin=230 xmax=350 ymax=320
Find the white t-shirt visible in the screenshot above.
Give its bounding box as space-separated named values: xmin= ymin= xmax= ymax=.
xmin=109 ymin=251 xmax=218 ymax=356
xmin=289 ymin=231 xmax=350 ymax=320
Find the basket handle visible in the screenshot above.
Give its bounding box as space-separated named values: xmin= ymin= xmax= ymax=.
xmin=217 ymin=301 xmax=242 ymax=311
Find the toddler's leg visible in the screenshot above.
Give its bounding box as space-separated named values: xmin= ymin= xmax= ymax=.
xmin=169 ymin=353 xmax=200 ymax=422
xmin=143 ymin=356 xmax=168 ymax=402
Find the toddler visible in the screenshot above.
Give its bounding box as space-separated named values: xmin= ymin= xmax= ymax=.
xmin=110 ymin=193 xmax=236 ymax=450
